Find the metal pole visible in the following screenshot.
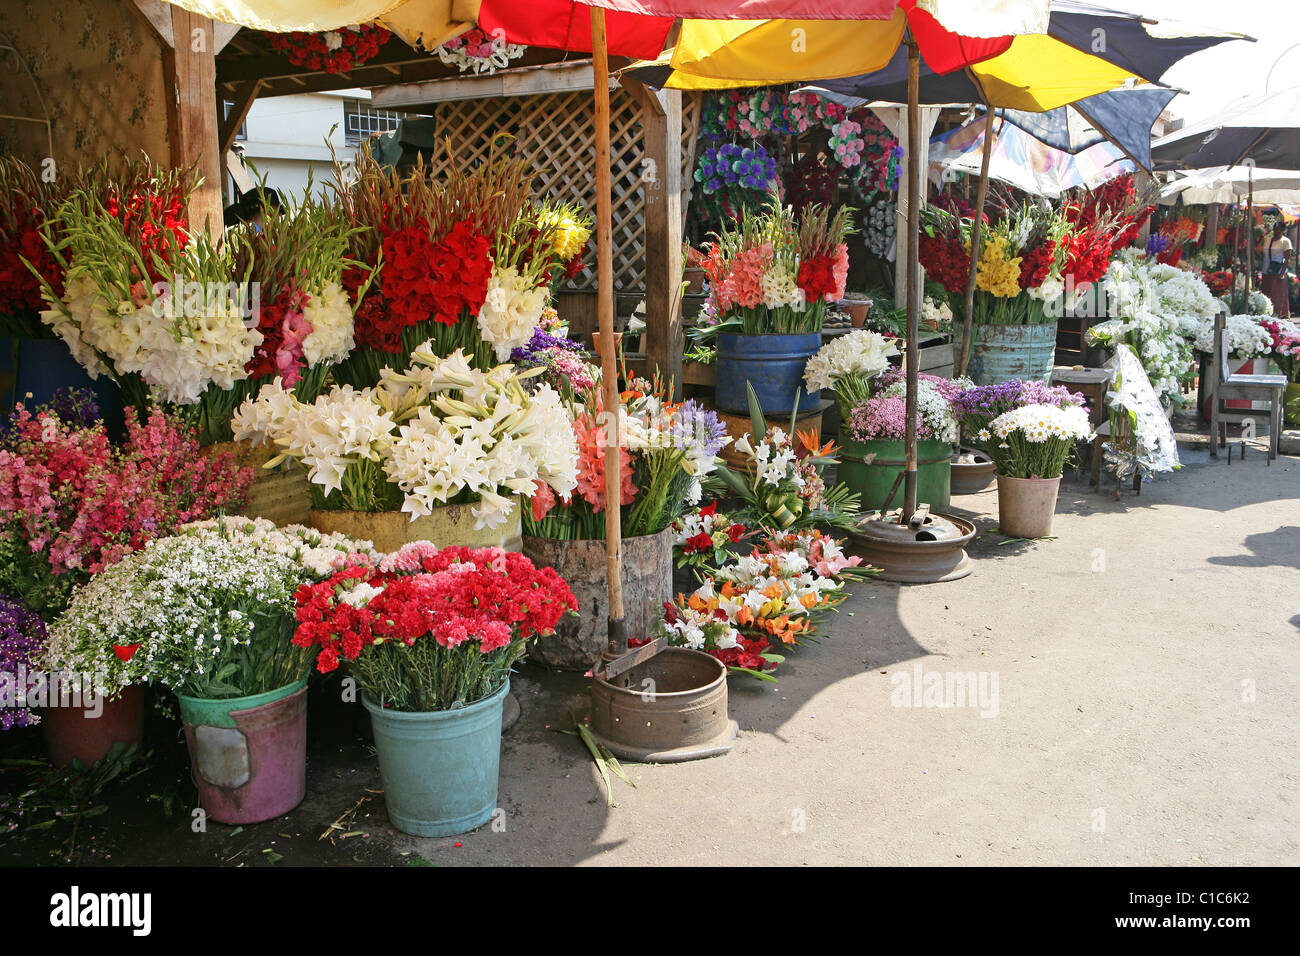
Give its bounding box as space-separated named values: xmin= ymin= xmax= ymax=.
xmin=1246 ymin=164 xmax=1255 ymax=293
xmin=591 ymin=7 xmax=625 ymax=662
xmin=956 ymin=106 xmax=995 ymax=379
xmin=903 ymin=38 xmax=921 ymax=523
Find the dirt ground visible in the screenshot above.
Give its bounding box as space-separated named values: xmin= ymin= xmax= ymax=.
xmin=3 ymin=433 xmax=1297 ymax=867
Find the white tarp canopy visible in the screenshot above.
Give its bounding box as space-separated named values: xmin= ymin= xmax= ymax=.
xmin=1159 ymin=165 xmax=1300 ymax=205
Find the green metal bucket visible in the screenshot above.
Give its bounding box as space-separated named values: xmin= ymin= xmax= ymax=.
xmin=362 ymin=680 xmax=509 ymax=837
xmin=839 ymin=438 xmax=952 ymax=512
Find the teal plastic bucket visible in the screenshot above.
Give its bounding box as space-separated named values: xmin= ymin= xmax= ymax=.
xmin=716 ymin=332 xmax=821 ymax=414
xmin=953 ymin=322 xmax=1058 ymax=386
xmin=363 ymin=679 xmax=509 ymax=837
xmin=838 ymin=438 xmax=952 ymax=512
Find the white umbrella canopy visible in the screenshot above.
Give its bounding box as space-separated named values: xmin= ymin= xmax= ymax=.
xmin=1160 ymin=165 xmax=1300 ymax=205
xmin=1152 ymin=83 xmax=1300 ymax=171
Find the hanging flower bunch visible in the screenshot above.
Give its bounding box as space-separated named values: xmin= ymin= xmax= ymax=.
xmin=672 ymin=501 xmax=750 ymax=570
xmin=0 ymin=157 xmax=68 ymax=335
xmin=702 ymin=89 xmax=847 ymax=142
xmin=269 ymin=25 xmax=391 ymax=74
xmin=802 ymin=328 xmax=899 ymax=415
xmin=0 ymin=396 xmax=252 ymax=620
xmin=524 ymin=386 xmax=730 ymax=540
xmin=294 ymin=542 xmax=577 ymax=711
xmin=699 ymin=198 xmax=852 ymax=336
xmin=861 ymin=196 xmax=896 ymax=258
xmin=331 ymin=146 xmax=586 ymax=384
xmin=233 ymin=346 xmax=578 ymax=530
xmin=828 ymin=119 xmax=866 ymax=168
xmin=436 ymin=26 xmax=527 ymax=75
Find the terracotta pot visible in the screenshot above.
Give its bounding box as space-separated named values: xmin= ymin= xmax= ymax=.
xmin=204 ymin=440 xmax=312 ymax=527
xmin=522 ymin=529 xmax=673 ymax=670
xmin=996 ymin=474 xmax=1061 ymax=539
xmin=840 ymin=299 xmax=872 ymax=327
xmin=42 ymin=683 xmax=145 ymax=768
xmin=310 ymin=499 xmax=523 ymax=554
xmin=683 ymin=266 xmax=707 ymax=295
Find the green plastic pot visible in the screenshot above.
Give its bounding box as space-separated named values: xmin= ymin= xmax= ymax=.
xmin=362 ymin=680 xmax=509 ymax=837
xmin=838 ymin=438 xmax=952 ymax=512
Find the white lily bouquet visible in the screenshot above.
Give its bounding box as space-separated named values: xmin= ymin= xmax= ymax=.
xmin=802 ymin=328 xmax=899 ymax=415
xmin=232 ymin=345 xmax=579 ymax=529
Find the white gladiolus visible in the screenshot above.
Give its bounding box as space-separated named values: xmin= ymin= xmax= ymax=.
xmin=477 ymin=265 xmax=548 ymax=361
xmin=301 ymin=281 xmax=356 ymax=367
xmin=802 ymin=329 xmax=899 ymax=392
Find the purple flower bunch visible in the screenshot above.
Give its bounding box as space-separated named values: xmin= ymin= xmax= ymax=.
xmin=695 ymin=143 xmax=777 ymax=194
xmin=953 ymin=379 xmax=1088 ymax=438
xmin=0 ymin=387 xmax=100 ymax=448
xmin=669 ymin=400 xmax=729 ymax=460
xmin=0 ymin=594 xmax=44 ymax=730
xmin=510 ymin=327 xmax=586 ymax=362
xmin=510 ymin=327 xmax=599 ymax=399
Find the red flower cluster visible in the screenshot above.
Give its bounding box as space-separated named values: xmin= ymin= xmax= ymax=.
xmin=104 ymin=188 xmax=189 ymax=285
xmin=919 ymin=233 xmax=971 ymax=296
xmin=1018 ymin=240 xmax=1057 ymax=290
xmin=796 ymin=252 xmax=838 ymax=302
xmin=357 ymin=219 xmax=492 ymax=353
xmin=0 ymin=200 xmax=59 ymax=314
xmin=1202 ymin=269 xmax=1235 ymax=296
xmin=293 ymin=545 xmax=577 ymax=675
xmin=269 ymin=25 xmax=391 ymax=74
xmin=1063 ymin=229 xmax=1112 ymax=287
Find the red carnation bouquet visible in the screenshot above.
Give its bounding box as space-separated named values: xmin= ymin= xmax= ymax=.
xmin=293 ymin=541 xmax=577 ymax=711
xmin=268 ymin=25 xmax=390 ymax=74
xmin=328 ymin=144 xmax=572 ymax=385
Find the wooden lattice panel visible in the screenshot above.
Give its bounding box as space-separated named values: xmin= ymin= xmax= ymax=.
xmin=426 ymin=88 xmax=700 ymax=295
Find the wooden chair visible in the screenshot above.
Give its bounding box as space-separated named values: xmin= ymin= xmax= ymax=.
xmin=1207 ymin=312 xmax=1287 ymax=463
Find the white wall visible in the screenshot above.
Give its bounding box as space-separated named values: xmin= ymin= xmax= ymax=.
xmin=231 ymin=90 xmax=366 ymax=203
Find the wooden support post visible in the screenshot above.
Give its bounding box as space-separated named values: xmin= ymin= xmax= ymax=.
xmin=219 ymin=79 xmax=261 ymax=156
xmin=162 ymin=6 xmax=224 ymax=237
xmin=903 ymin=39 xmax=921 ymax=523
xmin=591 ymin=7 xmax=626 ymax=660
xmin=640 ymin=86 xmax=684 ymax=399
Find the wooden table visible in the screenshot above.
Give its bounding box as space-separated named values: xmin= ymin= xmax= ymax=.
xmin=1050 ymin=366 xmax=1114 ymax=486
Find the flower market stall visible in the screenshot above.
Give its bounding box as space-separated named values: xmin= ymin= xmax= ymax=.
xmin=0 ymin=0 xmax=1281 ymax=861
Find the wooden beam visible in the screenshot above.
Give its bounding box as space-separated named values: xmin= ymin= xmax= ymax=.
xmin=219 ymin=80 xmax=261 ymax=156
xmin=163 ymin=6 xmax=224 ymax=237
xmin=373 ymin=60 xmax=609 ymax=110
xmin=130 ymin=0 xmax=174 ymax=48
xmin=214 ymin=23 xmax=240 ymax=54
xmin=642 ymin=87 xmax=684 ymax=400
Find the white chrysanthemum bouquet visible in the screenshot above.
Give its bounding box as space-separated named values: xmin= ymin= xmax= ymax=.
xmin=978 ymin=403 xmax=1093 ymax=480
xmin=802 ymin=328 xmax=898 ymax=414
xmin=233 ymin=345 xmax=578 ymax=530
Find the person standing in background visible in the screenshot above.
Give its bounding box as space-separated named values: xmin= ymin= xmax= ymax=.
xmin=1260 ymin=219 xmax=1292 ymax=318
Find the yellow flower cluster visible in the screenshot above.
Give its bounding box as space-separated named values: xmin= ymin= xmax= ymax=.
xmin=541 ymin=211 xmax=591 ymax=261
xmin=974 ymin=235 xmax=1023 ymax=298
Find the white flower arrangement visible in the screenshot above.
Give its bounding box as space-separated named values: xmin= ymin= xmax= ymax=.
xmin=180 ymin=516 xmax=379 ymax=579
xmin=43 ymin=534 xmax=304 ymax=698
xmin=477 ymin=265 xmax=549 ymax=361
xmin=233 ymin=346 xmax=579 ymax=530
xmin=803 ymin=328 xmax=898 ymax=411
xmin=921 ymin=295 xmax=953 ymax=328
xmin=879 ymin=378 xmax=962 ymax=443
xmin=984 ymin=403 xmax=1093 ymax=444
xmin=1192 ymin=314 xmax=1275 ymax=360
xmin=41 ymin=275 xmax=261 ymax=405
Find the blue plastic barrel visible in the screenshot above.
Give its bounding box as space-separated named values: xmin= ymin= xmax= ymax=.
xmin=715 ymin=331 xmax=821 ymax=414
